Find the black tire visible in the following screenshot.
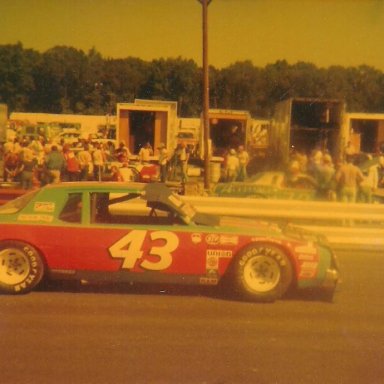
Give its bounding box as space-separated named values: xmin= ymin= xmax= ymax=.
xmin=232 ymin=243 xmax=293 ymax=302
xmin=0 ymin=241 xmax=44 ymax=294
xmin=317 ymin=285 xmax=337 ymax=303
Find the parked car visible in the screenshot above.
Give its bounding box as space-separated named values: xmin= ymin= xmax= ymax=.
xmin=105 ymin=161 xmax=159 ymax=183
xmin=52 ymin=130 xmax=82 ymax=146
xmin=0 ymin=182 xmax=339 ymax=301
xmin=87 ymin=133 xmax=118 ymax=148
xmin=213 ymin=171 xmax=318 ymax=200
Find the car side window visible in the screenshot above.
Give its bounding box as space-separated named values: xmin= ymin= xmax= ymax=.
xmin=90 ymin=192 xmax=184 ymax=226
xmin=59 ymin=193 xmax=82 ymax=223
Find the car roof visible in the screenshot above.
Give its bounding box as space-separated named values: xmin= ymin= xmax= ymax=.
xmin=41 ymin=181 xmax=147 ymax=193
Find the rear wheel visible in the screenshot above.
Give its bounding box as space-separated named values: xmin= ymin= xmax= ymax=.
xmin=0 ymin=241 xmax=44 ymax=294
xmin=233 ymin=244 xmax=293 ymax=302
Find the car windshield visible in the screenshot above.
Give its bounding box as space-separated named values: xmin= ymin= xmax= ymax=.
xmin=143 ymin=183 xmax=199 ymax=224
xmin=0 ymin=189 xmax=39 ymax=214
xmin=159 ymin=189 xmax=219 ymax=226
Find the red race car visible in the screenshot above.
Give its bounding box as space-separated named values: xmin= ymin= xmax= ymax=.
xmin=0 ymin=182 xmax=339 ymax=302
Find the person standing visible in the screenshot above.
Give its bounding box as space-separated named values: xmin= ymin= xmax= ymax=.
xmin=4 ymin=151 xmax=21 ymax=182
xmin=237 ymin=145 xmax=249 ymax=181
xmin=139 ymin=142 xmax=153 ymax=164
xmin=175 ymin=141 xmax=189 ymax=183
xmin=63 ymin=144 xmax=80 ymax=181
xmin=344 ymin=141 xmax=357 ymax=160
xmin=20 ymin=151 xmax=37 ymax=189
xmin=45 ymin=145 xmax=66 ymax=183
xmin=157 ymin=143 xmax=168 ymax=182
xmin=77 ymin=143 xmax=93 ymax=181
xmin=225 ymin=149 xmax=240 ymax=182
xmin=92 ymin=142 xmax=105 ymax=181
xmin=335 ymin=157 xmax=364 ymax=203
xmin=315 ymin=154 xmax=336 ymax=201
xmin=29 ymin=136 xmax=45 ymax=165
xmin=359 ymin=155 xmax=384 ymax=203
xmin=115 ymin=141 xmax=131 ymax=163
xmin=378 ymin=156 xmax=384 ymax=188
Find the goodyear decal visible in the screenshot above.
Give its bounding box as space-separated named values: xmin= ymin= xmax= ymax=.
xmin=252 ymin=237 xmax=283 ymax=245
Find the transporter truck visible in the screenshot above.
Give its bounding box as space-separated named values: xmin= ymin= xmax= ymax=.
xmin=269 ymin=97 xmax=346 ymax=168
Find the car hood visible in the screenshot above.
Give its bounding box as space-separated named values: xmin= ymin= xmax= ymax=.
xmin=215 ymin=216 xmax=328 ymax=245
xmin=217 ymin=216 xmax=283 ymax=236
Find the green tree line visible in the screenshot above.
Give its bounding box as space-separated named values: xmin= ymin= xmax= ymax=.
xmin=1 ymin=42 xmax=384 ymax=118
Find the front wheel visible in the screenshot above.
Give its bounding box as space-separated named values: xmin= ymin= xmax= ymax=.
xmin=232 ymin=244 xmax=293 ymax=302
xmin=0 ymin=241 xmax=44 ymax=294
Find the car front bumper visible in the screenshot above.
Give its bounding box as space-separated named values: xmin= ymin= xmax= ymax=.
xmin=321 ymin=267 xmax=340 ymax=289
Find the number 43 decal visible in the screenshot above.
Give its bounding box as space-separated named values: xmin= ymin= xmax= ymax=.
xmin=109 ymin=230 xmax=179 ymax=271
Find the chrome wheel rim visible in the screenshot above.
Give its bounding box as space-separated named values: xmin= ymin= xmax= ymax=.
xmin=0 ymin=248 xmax=30 ymax=285
xmin=243 ymin=254 xmax=281 ymax=292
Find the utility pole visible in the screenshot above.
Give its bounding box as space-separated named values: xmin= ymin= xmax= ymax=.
xmin=198 ymin=0 xmax=212 ymax=190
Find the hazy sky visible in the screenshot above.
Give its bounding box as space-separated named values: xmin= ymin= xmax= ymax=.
xmin=1 ymin=0 xmax=384 ymax=70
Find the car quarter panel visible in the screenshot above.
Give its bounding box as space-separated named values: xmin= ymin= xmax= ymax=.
xmin=0 ymin=223 xmax=250 ymax=280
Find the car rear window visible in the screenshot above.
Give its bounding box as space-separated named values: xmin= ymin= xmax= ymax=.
xmin=0 ymin=190 xmax=39 ymax=214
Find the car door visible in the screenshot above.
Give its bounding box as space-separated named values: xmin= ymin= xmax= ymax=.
xmin=78 ymin=191 xmax=212 ymax=283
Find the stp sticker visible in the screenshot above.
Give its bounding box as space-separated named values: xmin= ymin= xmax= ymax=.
xmin=206 ymin=233 xmax=220 ymax=245
xmin=206 ymin=234 xmax=239 ymax=246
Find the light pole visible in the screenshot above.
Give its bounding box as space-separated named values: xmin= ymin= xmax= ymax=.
xmin=198 ymin=0 xmax=212 ymax=190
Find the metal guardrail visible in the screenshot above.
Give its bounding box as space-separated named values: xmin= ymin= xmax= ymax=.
xmin=183 ymin=196 xmax=384 ymax=249
xmin=1 ymin=186 xmax=382 ymax=249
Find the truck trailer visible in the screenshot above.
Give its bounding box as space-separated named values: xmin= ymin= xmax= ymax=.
xmin=116 ymin=99 xmax=178 ymax=158
xmin=344 ymin=112 xmax=384 ymax=154
xmin=270 ymin=97 xmax=346 ymax=168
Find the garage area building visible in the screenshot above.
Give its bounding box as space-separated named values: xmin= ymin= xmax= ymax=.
xmin=117 ymin=100 xmax=178 ymax=156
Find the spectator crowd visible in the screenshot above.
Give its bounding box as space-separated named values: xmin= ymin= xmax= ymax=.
xmin=0 ymin=134 xmax=143 ymax=189
xmin=286 ymin=147 xmax=384 ymax=203
xmin=1 ymin=132 xmax=384 ymax=204
xmin=0 ymin=133 xmax=197 ymax=189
